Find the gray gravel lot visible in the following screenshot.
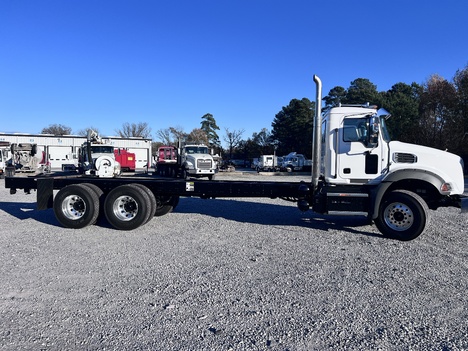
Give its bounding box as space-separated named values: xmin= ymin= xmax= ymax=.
xmin=0 ymin=173 xmax=467 ymax=351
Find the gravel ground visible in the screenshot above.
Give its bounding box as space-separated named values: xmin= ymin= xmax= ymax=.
xmin=0 ymin=173 xmax=467 ymax=351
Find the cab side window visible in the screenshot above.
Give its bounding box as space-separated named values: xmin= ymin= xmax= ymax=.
xmin=343 ymin=118 xmax=371 ymax=146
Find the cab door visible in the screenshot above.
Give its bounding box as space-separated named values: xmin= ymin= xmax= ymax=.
xmin=336 ymin=117 xmax=384 ymax=183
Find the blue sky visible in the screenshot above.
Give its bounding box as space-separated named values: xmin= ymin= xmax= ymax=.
xmin=1 ymin=0 xmax=467 ymax=145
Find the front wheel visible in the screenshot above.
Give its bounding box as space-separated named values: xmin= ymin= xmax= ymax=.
xmin=375 ymin=189 xmax=430 ymax=241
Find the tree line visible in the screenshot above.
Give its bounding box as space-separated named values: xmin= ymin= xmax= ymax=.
xmin=40 ymin=64 xmax=468 ymax=161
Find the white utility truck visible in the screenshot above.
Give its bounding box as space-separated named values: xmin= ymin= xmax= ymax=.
xmin=77 ymin=130 xmax=121 ymax=178
xmin=4 ymin=75 xmax=467 ymax=240
xmin=281 ymin=152 xmax=312 ymax=172
xmin=7 ymin=143 xmax=46 ymax=174
xmin=0 ymin=141 xmax=11 ymax=178
xmin=256 ymin=155 xmax=280 ymax=172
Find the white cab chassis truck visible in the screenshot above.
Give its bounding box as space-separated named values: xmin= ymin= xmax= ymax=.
xmin=4 ymin=75 xmax=467 ymax=240
xmin=309 ymin=75 xmax=466 ymax=240
xmin=156 ymin=144 xmax=218 ymax=180
xmin=180 ymin=144 xmax=217 ymax=180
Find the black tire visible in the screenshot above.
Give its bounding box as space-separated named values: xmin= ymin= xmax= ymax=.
xmin=53 ymin=184 xmax=100 ymax=229
xmin=81 ymin=183 xmax=105 ymax=223
xmin=208 ymin=174 xmax=215 ymax=181
xmin=81 ymin=183 xmax=104 ymax=199
xmin=104 ymin=184 xmax=152 ymax=230
xmin=375 ymin=189 xmax=430 ymax=241
xmin=132 ymin=184 xmax=156 ymax=223
xmin=155 ymin=195 xmax=179 ymax=216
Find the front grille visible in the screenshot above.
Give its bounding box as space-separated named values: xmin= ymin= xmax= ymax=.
xmin=393 ymin=153 xmax=417 ymax=163
xmin=197 ymin=159 xmax=212 ymax=170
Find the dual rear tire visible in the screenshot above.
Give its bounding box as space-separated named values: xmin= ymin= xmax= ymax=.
xmin=53 ymin=184 xmax=102 ymax=229
xmin=53 ymin=183 xmax=179 ymax=230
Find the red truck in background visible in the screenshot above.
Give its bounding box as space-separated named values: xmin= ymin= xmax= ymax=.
xmin=114 ymin=148 xmax=136 ymax=172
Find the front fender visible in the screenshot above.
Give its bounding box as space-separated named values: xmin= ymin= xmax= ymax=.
xmin=370 ymin=169 xmax=445 ymax=219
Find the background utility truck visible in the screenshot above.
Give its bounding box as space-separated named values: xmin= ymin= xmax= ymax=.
xmin=77 ymin=130 xmax=121 ymax=178
xmin=0 ymin=141 xmax=11 ymax=178
xmin=156 ymin=144 xmax=217 ymax=180
xmin=281 ymin=152 xmax=312 ymax=172
xmin=7 ymin=143 xmax=47 ymax=174
xmin=255 ymin=155 xmax=280 ymax=172
xmin=114 ymin=149 xmax=136 ymax=172
xmin=3 ymin=75 xmax=467 ymax=241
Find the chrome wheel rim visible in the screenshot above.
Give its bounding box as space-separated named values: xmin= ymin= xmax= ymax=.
xmin=112 ymin=195 xmax=138 ymax=221
xmin=61 ymin=195 xmax=86 ymax=220
xmin=383 ymin=202 xmax=414 ymax=231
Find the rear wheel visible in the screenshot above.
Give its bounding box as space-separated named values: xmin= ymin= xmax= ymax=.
xmin=375 ymin=189 xmax=429 ymax=241
xmin=80 ymin=183 xmax=104 ymax=223
xmin=53 ymin=184 xmax=100 ymax=229
xmin=104 ymin=184 xmax=152 ymax=230
xmin=155 ymin=195 xmax=179 ymax=216
xmin=132 ymin=184 xmax=156 ymax=223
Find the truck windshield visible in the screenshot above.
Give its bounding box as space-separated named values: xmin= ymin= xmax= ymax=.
xmin=91 ymin=146 xmax=114 ymax=153
xmin=186 ymin=147 xmax=208 ymax=154
xmin=380 ymin=117 xmax=391 ymax=143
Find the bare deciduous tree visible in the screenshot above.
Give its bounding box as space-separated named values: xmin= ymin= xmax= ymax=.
xmin=115 ymin=122 xmax=152 ymax=138
xmin=223 ymin=127 xmax=245 ymax=159
xmin=76 ymin=126 xmax=101 ymax=137
xmin=186 ymin=128 xmax=209 ymax=145
xmin=155 ymin=128 xmax=173 ymax=145
xmin=169 ymin=126 xmax=187 ymax=146
xmin=41 ymin=124 xmax=72 ymax=135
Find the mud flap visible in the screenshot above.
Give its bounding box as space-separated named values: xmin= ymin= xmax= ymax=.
xmin=461 ymin=196 xmax=468 ymax=213
xmin=37 ymin=178 xmax=54 ymax=210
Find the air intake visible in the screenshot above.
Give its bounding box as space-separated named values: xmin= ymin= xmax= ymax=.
xmin=393 ymin=153 xmax=417 ymax=163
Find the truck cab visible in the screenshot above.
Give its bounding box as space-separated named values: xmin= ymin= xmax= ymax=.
xmin=316 ymin=101 xmax=466 ymax=228
xmin=181 ymin=144 xmax=218 ymax=180
xmin=321 ymin=104 xmax=465 ymax=196
xmin=256 ymin=155 xmax=278 ymax=172
xmin=281 ymin=152 xmax=312 ymax=172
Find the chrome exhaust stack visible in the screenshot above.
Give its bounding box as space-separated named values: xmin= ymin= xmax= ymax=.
xmin=312 ymin=75 xmax=322 ymax=191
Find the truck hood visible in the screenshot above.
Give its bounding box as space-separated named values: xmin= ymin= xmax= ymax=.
xmin=186 ymin=154 xmax=212 ymax=161
xmin=388 ymin=141 xmax=465 ymax=194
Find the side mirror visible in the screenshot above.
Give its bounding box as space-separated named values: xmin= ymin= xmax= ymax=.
xmin=377 ymin=108 xmax=391 ymax=119
xmin=368 ymin=116 xmax=380 ymax=147
xmin=370 ymin=116 xmax=380 ymax=134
